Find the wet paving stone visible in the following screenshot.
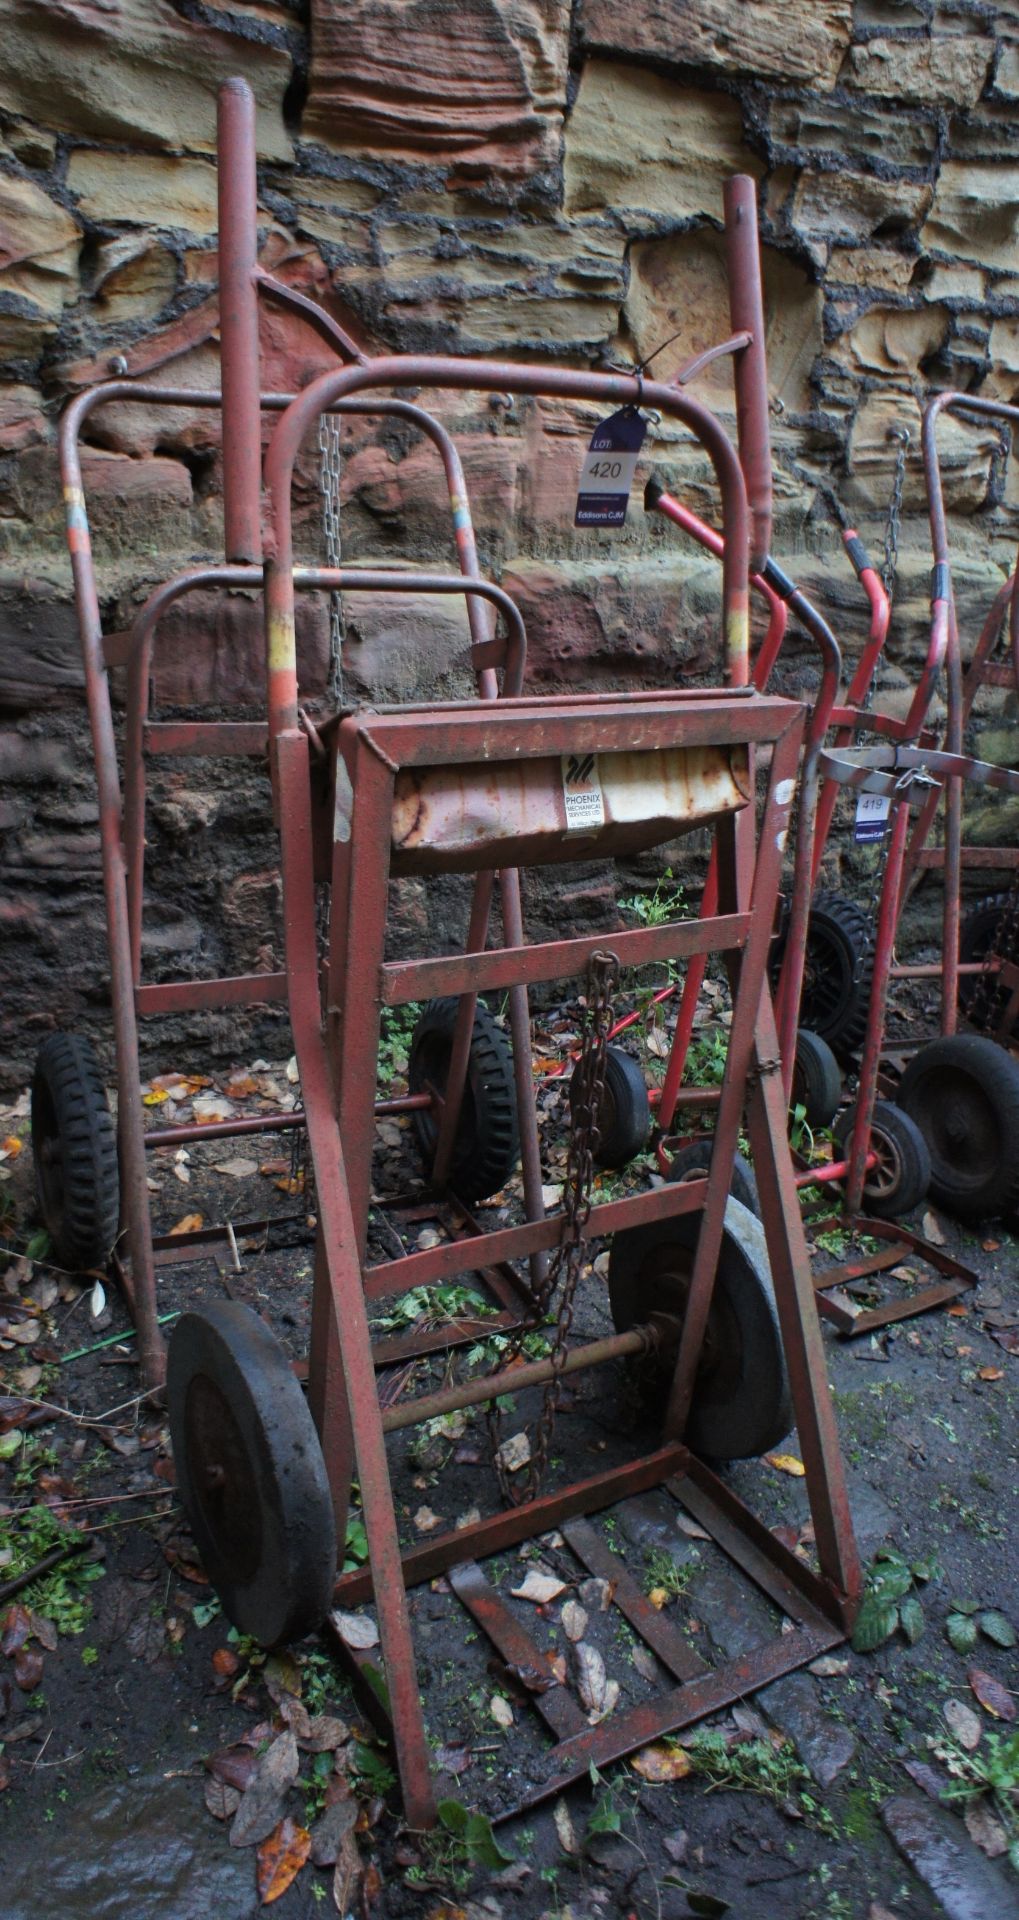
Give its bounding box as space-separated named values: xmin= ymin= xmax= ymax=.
xmin=883 ymin=1793 xmax=1019 ymax=1920
xmin=758 ymin=1670 xmax=856 ymax=1786
xmin=3 ymin=1775 xmax=259 ymax=1920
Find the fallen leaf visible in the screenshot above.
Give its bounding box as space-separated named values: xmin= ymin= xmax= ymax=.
xmin=809 ymin=1656 xmax=850 ymax=1678
xmin=631 ymin=1644 xmax=660 ymax=1683
xmin=992 ymin=1328 xmax=1019 ymax=1356
xmin=978 ymin=1367 xmax=1004 ymax=1382
xmin=946 ymin=1305 xmax=968 ymax=1318
xmin=553 ymin=1799 xmax=578 ymax=1855
xmin=205 ymin=1778 xmax=241 ymax=1821
xmin=981 ymin=1238 xmax=1002 ymax=1254
xmin=0 ymin=1136 xmax=22 ymax=1159
xmin=332 ymin=1829 xmax=362 ymax=1916
xmin=969 ymin=1668 xmax=1017 ymax=1722
xmin=495 ymin=1431 xmax=531 ymax=1475
xmin=206 ymin=1745 xmax=260 ymax=1794
xmin=212 ymin=1648 xmax=241 ymax=1681
xmin=213 ymin=1158 xmax=260 ymax=1179
xmin=286 ymin=1055 xmax=300 ymax=1084
xmin=944 ymin=1697 xmax=982 ymax=1750
xmin=511 ymin=1570 xmax=566 ymax=1606
xmin=490 ymin=1695 xmax=514 ymax=1729
xmin=648 ymin=1587 xmax=670 ymax=1611
xmin=631 ymin=1742 xmax=692 ymax=1782
xmin=6 ymin=1321 xmax=40 ymax=1345
xmin=257 ymin=1816 xmax=311 ymax=1904
xmin=309 ymin=1791 xmax=357 ymax=1867
xmin=947 ymin=1612 xmax=980 ymax=1655
xmin=13 ymin=1644 xmax=43 ymax=1691
xmin=964 ymin=1801 xmax=1008 ymax=1858
xmin=574 ymin=1642 xmax=607 ymax=1714
xmin=193 ymin=1094 xmax=235 ymax=1125
xmin=979 ymin=1611 xmax=1017 ymax=1650
xmin=578 ymin=1576 xmax=614 ymax=1612
xmin=230 ymin=1730 xmax=300 ymax=1847
xmin=169 ymin=1214 xmax=204 ymax=1236
xmin=675 ymin=1512 xmax=711 ymax=1541
xmin=329 ymin=1609 xmax=380 ymax=1652
xmin=225 ymin=1075 xmax=260 ymax=1099
xmin=561 ymin=1600 xmax=587 ymax=1643
xmin=302 ymin=1714 xmax=351 ymax=1754
xmin=922 ymin=1210 xmax=946 ymax=1246
xmin=765 ymin=1453 xmax=806 ymax=1477
xmin=28 ymin=1612 xmax=57 ymax=1653
xmin=413 ymin=1506 xmax=442 ymax=1534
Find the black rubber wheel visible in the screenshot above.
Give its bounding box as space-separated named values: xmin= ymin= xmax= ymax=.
xmin=833 ymin=1098 xmax=931 ymax=1220
xmin=607 ymin=1196 xmax=792 ymax=1458
xmin=896 ymin=1034 xmax=1019 ymax=1221
xmin=665 ymin=1139 xmax=761 ymax=1218
xmin=31 ymin=1032 xmax=120 ymax=1269
xmin=772 ymin=889 xmax=875 ymax=1058
xmin=791 ymin=1029 xmax=842 ymax=1130
xmin=958 ymin=893 xmax=1012 ymax=1027
xmin=408 ymin=996 xmax=519 ymax=1202
xmin=167 ymin=1301 xmax=336 ymax=1647
xmin=569 ymin=1045 xmax=651 ymax=1168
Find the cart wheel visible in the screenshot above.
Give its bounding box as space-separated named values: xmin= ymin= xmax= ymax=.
xmin=31 ymin=1032 xmax=120 ymax=1270
xmin=607 ymin=1196 xmax=792 ymax=1459
xmin=408 ymin=997 xmax=519 ymax=1202
xmin=167 ymin=1302 xmax=335 ymax=1648
xmin=791 ymin=1030 xmax=842 ymax=1130
xmin=833 ymin=1098 xmax=930 ymax=1219
xmin=896 ymin=1034 xmax=1019 ymax=1221
xmin=958 ymin=894 xmax=1012 ymax=1027
xmin=773 ymin=890 xmax=874 ymax=1059
xmin=665 ymin=1139 xmax=760 ymax=1218
xmin=569 ymin=1045 xmax=651 ymax=1168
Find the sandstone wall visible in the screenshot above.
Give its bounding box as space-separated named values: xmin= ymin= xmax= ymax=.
xmin=2 ymin=0 xmax=1019 ymax=1084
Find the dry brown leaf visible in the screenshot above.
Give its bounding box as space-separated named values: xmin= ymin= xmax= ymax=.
xmin=978 ymin=1367 xmax=1004 ymax=1382
xmin=511 ymin=1569 xmax=566 ymax=1606
xmin=675 ymin=1512 xmax=711 ymax=1541
xmin=578 ymin=1576 xmax=614 ymax=1612
xmin=230 ymin=1730 xmax=300 ymax=1847
xmin=969 ymin=1668 xmax=1017 ymax=1722
xmin=490 ymin=1694 xmax=514 ymax=1729
xmin=413 ymin=1507 xmax=442 ymax=1535
xmin=213 ymin=1157 xmax=260 ymax=1179
xmin=553 ymin=1798 xmax=578 ymax=1855
xmin=964 ymin=1800 xmax=1008 ymax=1857
xmin=561 ymin=1600 xmax=587 ymax=1643
xmin=631 ymin=1742 xmax=692 ymax=1782
xmin=205 ymin=1777 xmax=241 ymax=1821
xmin=648 ymin=1587 xmax=670 ymax=1611
xmin=169 ymin=1213 xmax=204 ymax=1236
xmin=332 ymin=1827 xmax=362 ymax=1916
xmin=257 ymin=1816 xmax=311 ymax=1904
xmin=921 ymin=1210 xmax=946 ymax=1245
xmin=574 ymin=1641 xmax=607 ymax=1714
xmin=330 ymin=1609 xmax=380 ymax=1651
xmin=302 ymin=1714 xmax=351 ymax=1753
xmin=944 ymin=1698 xmax=982 ymax=1750
xmin=495 ymin=1431 xmax=531 ymax=1474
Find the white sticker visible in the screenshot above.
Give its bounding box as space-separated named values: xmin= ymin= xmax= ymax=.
xmin=561 ymin=751 xmax=605 ymax=832
xmin=854 ymin=790 xmax=891 ymax=844
xmin=775 ymin=779 xmax=796 ymax=807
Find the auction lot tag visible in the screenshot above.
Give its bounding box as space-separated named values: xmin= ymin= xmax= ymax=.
xmin=575 ymin=407 xmax=647 ymax=528
xmin=854 ymin=790 xmax=891 ymax=843
xmin=561 ymin=751 xmax=606 ymax=831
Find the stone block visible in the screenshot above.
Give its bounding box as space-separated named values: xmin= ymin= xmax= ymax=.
xmin=0 ymin=385 xmax=47 ymax=451
xmin=338 ymin=433 xmax=520 ymax=565
xmin=342 ymin=588 xmax=475 ymax=703
xmin=68 ymin=150 xmax=219 ymax=236
xmin=564 ymin=61 xmax=757 ymax=221
xmin=303 ymin=0 xmax=569 ymax=181
xmin=0 ymin=576 xmax=83 ymax=711
xmin=846 ymin=391 xmax=1001 ymax=517
xmin=840 ymin=304 xmax=949 ymax=375
xmin=12 ymin=446 xmax=194 ymax=555
xmin=791 ymin=170 xmax=932 ymax=263
xmin=828 ymin=247 xmax=915 ymax=292
xmin=579 ymin=0 xmax=852 ymax=89
xmin=844 ymin=33 xmax=995 ymax=107
xmin=91 ymin=238 xmax=178 ymax=325
xmin=0 ymin=0 xmax=290 ymax=159
xmin=499 ymin=555 xmax=723 ymax=687
xmin=625 ymin=227 xmax=822 ymax=412
xmin=922 ymin=161 xmax=1019 ymax=269
xmin=770 ymin=93 xmax=937 ymax=169
xmin=150 ymin=590 xmax=330 ymax=708
xmin=0 ymin=172 xmax=79 ymax=348
xmin=0 ymin=732 xmax=74 ymax=782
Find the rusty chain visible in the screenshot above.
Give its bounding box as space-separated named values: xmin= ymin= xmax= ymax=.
xmin=488 ymin=949 xmax=620 ymax=1505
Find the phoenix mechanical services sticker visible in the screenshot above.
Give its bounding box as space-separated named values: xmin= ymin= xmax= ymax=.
xmin=854 ymin=791 xmax=891 ymax=844
xmin=575 ymin=407 xmax=647 ymax=528
xmin=561 ymin=751 xmax=605 ymax=832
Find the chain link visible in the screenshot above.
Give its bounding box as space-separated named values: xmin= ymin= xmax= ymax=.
xmin=488 ymin=951 xmax=620 ymax=1505
xmin=318 ymin=413 xmax=345 ymax=708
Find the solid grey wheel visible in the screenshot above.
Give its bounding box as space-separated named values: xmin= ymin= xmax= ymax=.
xmin=666 ymin=1139 xmax=761 ymax=1218
xmin=896 ymin=1034 xmax=1019 ymax=1220
xmin=167 ymin=1302 xmax=336 ymax=1647
xmin=408 ymin=996 xmax=519 ymax=1201
xmin=791 ymin=1030 xmax=842 ymax=1131
xmin=570 ymin=1045 xmax=651 ymax=1168
xmin=607 ymin=1196 xmax=792 ymax=1459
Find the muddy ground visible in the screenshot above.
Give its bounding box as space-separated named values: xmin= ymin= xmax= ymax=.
xmin=1 ymin=1008 xmax=1018 ymax=1920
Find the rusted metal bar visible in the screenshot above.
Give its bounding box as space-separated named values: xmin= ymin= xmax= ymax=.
xmin=217 ymin=78 xmax=262 ymax=563
xmin=724 ymin=174 xmax=772 ymax=574
xmin=380 ymin=913 xmax=750 ymax=1004
xmin=380 ymin=1326 xmax=652 ymax=1434
xmin=561 ymin=1517 xmax=707 ymax=1682
xmin=135 ymin=973 xmax=288 ymax=1014
xmin=448 ymin=1564 xmax=587 ymax=1739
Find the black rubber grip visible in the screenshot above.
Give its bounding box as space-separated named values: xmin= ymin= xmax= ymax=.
xmin=761 ymin=556 xmax=796 ymax=601
xmin=931 ymin=561 xmax=951 ymax=602
xmin=844 ymin=533 xmax=872 ymax=578
xmin=644 ymin=474 xmax=666 ymax=509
